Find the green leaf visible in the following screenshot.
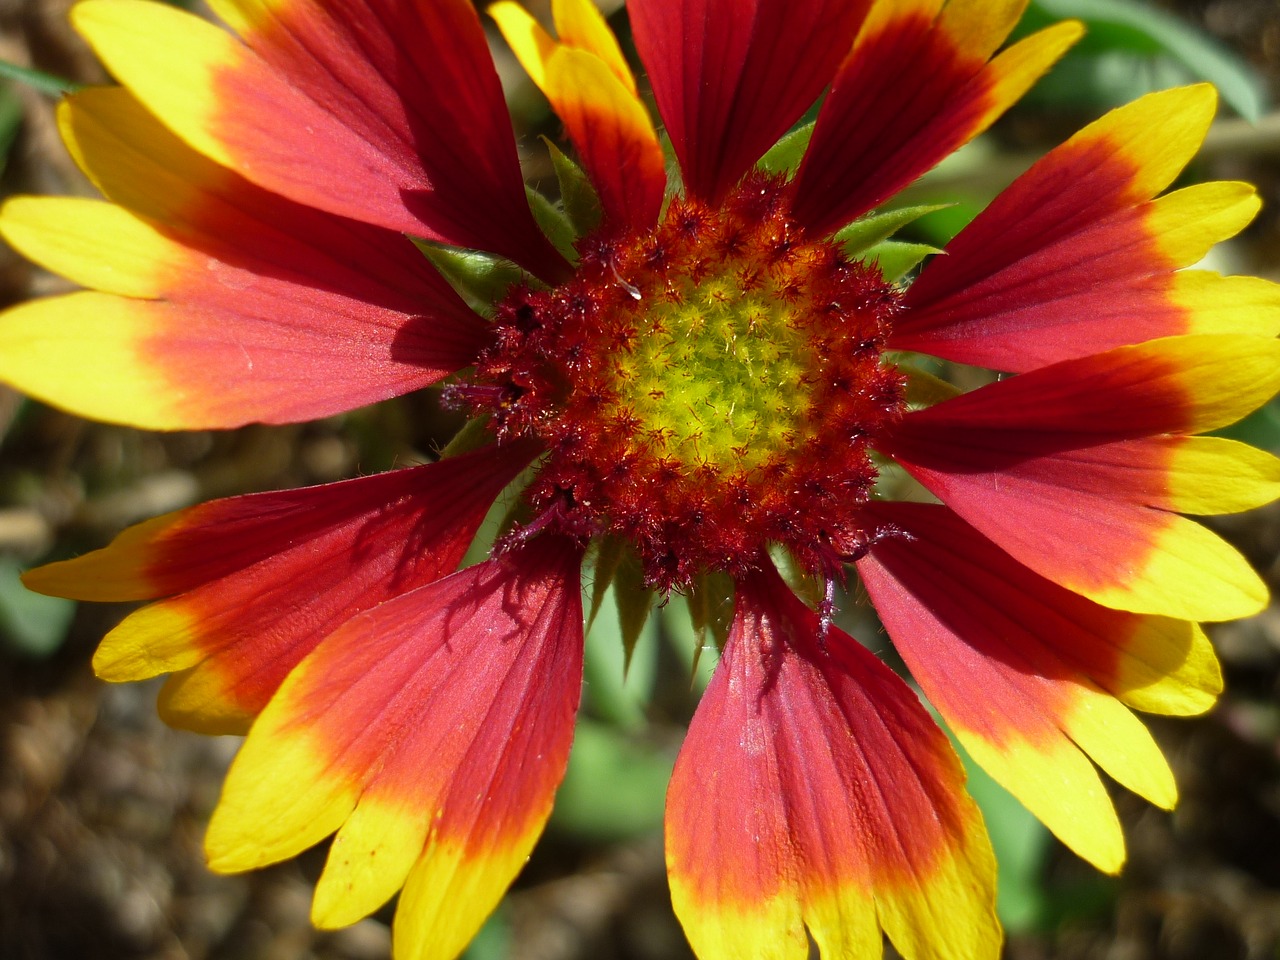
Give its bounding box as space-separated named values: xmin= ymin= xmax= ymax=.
xmin=858 ymin=240 xmax=941 ymax=282
xmin=757 ymin=122 xmax=814 ymax=175
xmin=413 ymin=241 xmax=526 ymax=314
xmin=0 ymin=60 xmax=82 ymax=96
xmin=833 ymin=204 xmax=953 ymax=256
xmin=0 ymin=556 xmax=76 ymax=658
xmin=1023 ymin=0 xmax=1267 ymax=120
xmin=550 ymin=719 xmax=672 ymax=841
xmin=546 ymin=138 xmax=602 ymax=238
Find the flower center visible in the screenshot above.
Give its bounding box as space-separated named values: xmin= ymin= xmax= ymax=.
xmin=469 ymin=175 xmax=906 ymax=590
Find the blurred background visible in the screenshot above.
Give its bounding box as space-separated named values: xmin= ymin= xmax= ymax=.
xmin=2 ymin=0 xmax=1280 ymax=957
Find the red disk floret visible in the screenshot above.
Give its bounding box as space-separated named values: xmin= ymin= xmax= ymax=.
xmin=468 ymin=174 xmax=905 ymax=591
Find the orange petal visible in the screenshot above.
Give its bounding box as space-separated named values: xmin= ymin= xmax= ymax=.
xmin=897 ymin=87 xmax=1278 ymax=370
xmin=206 ymin=535 xmax=585 ymax=958
xmin=631 ymin=0 xmax=873 ymax=204
xmin=666 ymin=559 xmax=999 ymax=960
xmin=73 ymin=0 xmax=565 ymax=278
xmin=792 ymin=0 xmax=1080 ymax=234
xmin=30 ymin=444 xmax=536 ymax=733
xmin=886 ymin=335 xmax=1280 ymax=620
xmin=857 ymin=503 xmax=1216 ymax=871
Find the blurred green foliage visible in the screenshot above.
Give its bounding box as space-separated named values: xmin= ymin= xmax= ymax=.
xmin=1021 ymin=0 xmax=1268 ymax=119
xmin=0 ymin=556 xmax=76 ymax=658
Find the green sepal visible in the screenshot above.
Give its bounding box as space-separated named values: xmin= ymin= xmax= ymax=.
xmin=587 ymin=536 xmax=656 ymax=675
xmin=412 ymin=239 xmax=525 ymax=315
xmin=439 ymin=414 xmax=494 ymax=459
xmin=526 ymin=184 xmax=578 ymax=262
xmin=659 ymin=129 xmax=684 ymax=198
xmin=834 ymin=203 xmax=953 ymax=257
xmin=768 ymin=546 xmax=823 ymax=609
xmin=457 ymin=463 xmax=538 ymax=569
xmin=899 ymin=364 xmax=963 ymax=407
xmin=613 ymin=556 xmax=655 ymax=675
xmin=545 ymin=138 xmax=602 ymax=238
xmin=685 ymin=569 xmax=735 ymax=662
xmin=758 ymin=122 xmax=814 ymax=175
xmin=583 ymin=579 xmax=659 ymax=730
xmin=859 ymin=240 xmax=942 ymax=282
xmin=587 ymin=535 xmax=623 ymax=630
xmin=660 ymin=594 xmax=719 ymax=694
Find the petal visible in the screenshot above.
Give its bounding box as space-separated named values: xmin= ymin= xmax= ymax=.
xmin=895 ymin=87 xmax=1280 ymax=369
xmin=0 ymin=278 xmax=474 ymax=430
xmin=490 ymin=2 xmax=665 ymax=229
xmin=204 ymin=534 xmax=584 ymax=960
xmin=885 ymin=335 xmax=1280 ymax=620
xmin=0 ymin=90 xmax=485 ymax=428
xmin=666 ymin=559 xmax=999 ymax=960
xmin=892 ymin=334 xmax=1280 ymax=437
xmin=857 ymin=502 xmax=1220 ymax=871
xmin=491 ymin=0 xmax=638 ymax=97
xmin=73 ymin=0 xmax=565 ymax=279
xmin=629 ymin=0 xmax=872 ymax=204
xmin=29 ymin=442 xmax=537 ymax=733
xmin=550 ymin=0 xmax=635 ymax=91
xmin=1164 ymin=436 xmax=1280 ymax=514
xmin=791 ymin=0 xmax=1080 ymax=236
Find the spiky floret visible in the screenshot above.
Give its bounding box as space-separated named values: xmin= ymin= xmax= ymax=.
xmin=469 ymin=174 xmax=905 ymax=590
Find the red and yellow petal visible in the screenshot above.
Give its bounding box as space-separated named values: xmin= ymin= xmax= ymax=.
xmin=56 ymin=85 xmax=482 ymax=326
xmin=0 ymin=88 xmax=485 ymax=430
xmin=896 ymin=86 xmax=1280 ymax=369
xmin=73 ymin=0 xmax=564 ymax=279
xmin=630 ymin=0 xmax=873 ymax=205
xmin=26 ymin=443 xmax=536 ymax=733
xmin=490 ymin=1 xmax=665 ymax=229
xmin=205 ymin=535 xmax=585 ymax=960
xmin=666 ymin=559 xmax=999 ymax=960
xmin=886 ymin=335 xmax=1280 ymax=620
xmin=856 ymin=503 xmax=1220 ymax=871
xmin=894 ymin=334 xmax=1280 ymax=437
xmin=791 ymin=0 xmax=1080 ymax=236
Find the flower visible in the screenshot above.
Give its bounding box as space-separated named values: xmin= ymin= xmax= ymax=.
xmin=2 ymin=0 xmax=1278 ymax=957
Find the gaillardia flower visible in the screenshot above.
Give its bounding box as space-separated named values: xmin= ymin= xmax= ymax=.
xmin=3 ymin=0 xmax=1280 ymax=957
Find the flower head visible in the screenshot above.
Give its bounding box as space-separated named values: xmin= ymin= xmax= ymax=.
xmin=3 ymin=1 xmax=1278 ymax=959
